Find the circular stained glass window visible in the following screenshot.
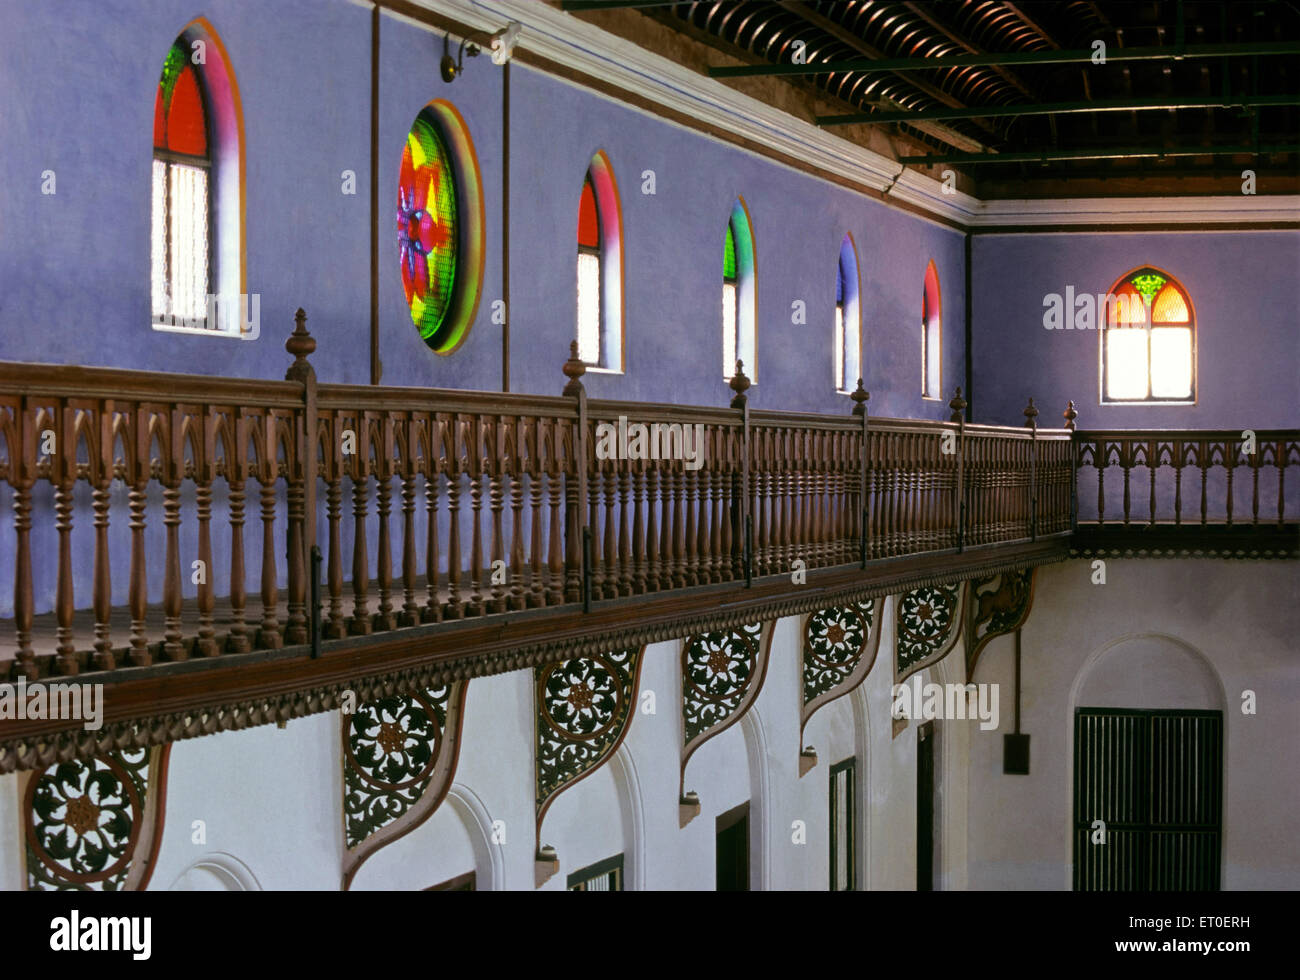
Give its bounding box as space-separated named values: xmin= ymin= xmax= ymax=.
xmin=398 ymin=106 xmax=460 ymax=351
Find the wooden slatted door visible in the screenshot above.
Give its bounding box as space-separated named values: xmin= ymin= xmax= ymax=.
xmin=1073 ymin=708 xmax=1222 ymax=891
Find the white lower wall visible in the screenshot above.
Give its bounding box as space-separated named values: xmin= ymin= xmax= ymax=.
xmin=966 ymin=558 xmax=1300 ymax=890
xmin=3 ymin=557 xmax=1292 ymax=891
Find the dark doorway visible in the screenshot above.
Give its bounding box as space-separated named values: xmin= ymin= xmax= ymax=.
xmin=716 ymin=801 xmax=750 ymax=891
xmin=1074 ymin=708 xmax=1223 ymax=890
xmin=917 ymin=721 xmax=935 ymax=891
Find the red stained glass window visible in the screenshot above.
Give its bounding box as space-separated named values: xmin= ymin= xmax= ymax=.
xmin=578 ymin=178 xmax=600 ymax=249
xmin=153 ymin=42 xmax=208 ymax=157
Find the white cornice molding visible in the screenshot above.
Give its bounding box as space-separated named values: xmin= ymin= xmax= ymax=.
xmin=968 ymin=195 xmax=1300 ymax=227
xmin=402 ymin=0 xmax=1299 ymax=230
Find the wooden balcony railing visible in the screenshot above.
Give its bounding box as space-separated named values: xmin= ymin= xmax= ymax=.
xmin=1073 ymin=423 xmax=1300 ymax=554
xmin=0 ymin=314 xmax=1078 ymax=682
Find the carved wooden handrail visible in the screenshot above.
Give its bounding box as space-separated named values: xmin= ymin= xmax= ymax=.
xmin=0 ymin=317 xmax=1072 ymax=683
xmin=1075 ymin=428 xmax=1300 ymax=528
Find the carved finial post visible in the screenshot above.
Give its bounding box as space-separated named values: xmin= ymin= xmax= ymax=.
xmin=850 ymin=378 xmax=870 ymax=417
xmin=949 ymin=386 xmax=967 ymax=424
xmin=729 ymin=360 xmax=751 ymax=410
xmin=1063 ymin=400 xmax=1078 ymax=432
xmin=1023 ymin=396 xmax=1038 ymax=430
xmin=562 ymin=340 xmax=586 ymax=398
xmin=285 ymin=308 xmax=316 ymax=383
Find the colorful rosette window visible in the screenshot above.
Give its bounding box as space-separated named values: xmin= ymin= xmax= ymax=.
xmin=398 ymin=108 xmax=459 ymax=351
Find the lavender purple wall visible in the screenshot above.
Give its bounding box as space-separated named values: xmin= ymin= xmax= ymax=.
xmin=971 ymin=232 xmax=1300 ymax=430
xmin=0 ymin=0 xmax=965 ymax=423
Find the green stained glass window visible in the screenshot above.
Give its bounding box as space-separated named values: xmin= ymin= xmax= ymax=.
xmin=1130 ymin=273 xmax=1167 ymax=305
xmin=724 ymin=222 xmax=737 ymax=281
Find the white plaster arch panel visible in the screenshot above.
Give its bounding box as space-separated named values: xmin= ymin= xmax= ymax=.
xmin=168 ymin=852 xmax=261 ymax=891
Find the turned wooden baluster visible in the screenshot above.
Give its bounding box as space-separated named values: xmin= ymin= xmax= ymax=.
xmin=1096 ymin=440 xmax=1107 ymax=526
xmin=226 ymin=411 xmax=250 ymax=654
xmin=671 ymin=460 xmax=687 ymax=588
xmin=91 ymin=405 xmax=116 ymax=670
xmin=603 ymin=452 xmax=618 ymax=598
xmin=1250 ymin=438 xmax=1261 ymax=527
xmin=1199 ymin=439 xmax=1209 ymax=525
xmin=156 ymin=408 xmax=185 ymax=660
xmin=1277 ymin=440 xmax=1287 ymax=528
xmin=717 ymin=431 xmax=732 ymax=581
xmin=644 ymin=463 xmax=661 ymax=592
xmin=373 ymin=416 xmax=397 ymax=630
xmin=256 ymin=423 xmax=282 ymax=649
xmin=52 ymin=404 xmax=77 ymax=672
xmin=563 ymin=422 xmax=583 ymax=605
xmin=284 ymin=431 xmax=309 ymax=646
xmin=487 ymin=418 xmax=508 ymax=614
xmin=10 ymin=401 xmax=36 ymax=677
xmin=617 ymin=456 xmax=633 ymax=596
xmin=325 ymin=417 xmax=347 ymax=637
xmin=349 ymin=421 xmax=372 ymax=634
xmin=1148 ymin=440 xmax=1158 ymax=527
xmin=446 ymin=417 xmax=466 ymax=617
xmin=1225 ymin=438 xmax=1235 ymax=527
xmin=508 ymin=419 xmax=528 ymax=611
xmin=526 ymin=421 xmax=547 ymax=607
xmin=546 ymin=433 xmax=566 ymax=606
xmin=708 ymin=430 xmax=724 ymax=581
xmin=683 ymin=451 xmax=699 ymax=587
xmin=632 ymin=458 xmax=648 ymax=594
xmin=588 ymin=438 xmax=605 ymax=598
xmin=426 ymin=420 xmax=445 ymax=622
xmin=693 ymin=453 xmax=709 ymax=584
xmin=467 ymin=413 xmax=488 ymax=613
xmin=194 ymin=409 xmax=217 ymax=656
xmin=399 ymin=420 xmax=421 ymax=626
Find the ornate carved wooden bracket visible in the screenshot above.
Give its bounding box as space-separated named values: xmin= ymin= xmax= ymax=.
xmin=965 ymin=567 xmax=1037 ymax=681
xmin=799 ymin=599 xmax=883 ymax=751
xmin=340 ymin=680 xmax=468 ymax=889
xmin=680 ymin=621 xmax=769 ymax=805
xmin=23 ymin=745 xmax=170 ymax=891
xmin=892 ymin=583 xmax=964 ymax=737
xmin=534 ymin=649 xmax=644 ymax=861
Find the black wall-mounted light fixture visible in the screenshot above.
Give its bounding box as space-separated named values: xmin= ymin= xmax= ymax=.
xmin=440 ymin=22 xmax=521 ymax=82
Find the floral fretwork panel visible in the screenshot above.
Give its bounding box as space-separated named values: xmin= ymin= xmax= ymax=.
xmin=342 ymin=681 xmax=467 ymax=887
xmin=895 ymin=584 xmax=962 ymax=683
xmin=535 ymin=650 xmax=644 ymax=840
xmin=966 ymin=569 xmax=1036 ymax=680
xmin=25 ymin=747 xmax=169 ymax=891
xmin=801 ymin=600 xmax=882 ymax=740
xmin=681 ymin=622 xmax=768 ymax=789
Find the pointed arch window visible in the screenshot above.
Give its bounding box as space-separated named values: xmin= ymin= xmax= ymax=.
xmin=1102 ymin=267 xmax=1195 ymax=403
xmin=835 ymin=235 xmax=861 ymax=393
xmin=921 ymin=261 xmax=941 ymax=399
xmin=724 ymin=199 xmax=756 ymax=382
xmin=151 ymin=23 xmax=245 ymax=336
xmin=575 ymin=152 xmax=623 ymax=371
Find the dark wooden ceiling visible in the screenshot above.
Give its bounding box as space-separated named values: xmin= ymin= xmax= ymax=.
xmin=561 ymin=0 xmax=1300 ymax=198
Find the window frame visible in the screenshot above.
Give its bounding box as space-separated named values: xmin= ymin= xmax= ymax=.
xmin=1099 ymin=265 xmax=1197 ymax=406
xmin=921 ymin=260 xmax=942 ymax=401
xmin=566 ymin=853 xmax=624 ymax=891
xmin=829 ymin=756 xmax=856 ymax=891
xmin=723 ymin=199 xmax=756 ymax=384
xmin=576 ymin=174 xmax=604 ymax=367
xmin=151 ymin=42 xmax=218 ymax=335
xmin=836 ymin=233 xmax=861 ymax=395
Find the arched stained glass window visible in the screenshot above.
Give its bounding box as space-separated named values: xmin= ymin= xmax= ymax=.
xmin=724 ymin=199 xmax=756 ymax=381
xmin=152 ymin=37 xmax=212 ymax=328
xmin=1103 ymin=266 xmax=1195 ymax=403
xmin=922 ymin=261 xmax=941 ymax=399
xmin=397 ymin=101 xmax=483 ymax=355
xmin=151 ymin=21 xmax=245 ymax=337
xmin=835 ymin=235 xmax=861 ymax=393
xmin=576 ymin=152 xmax=623 ymax=371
